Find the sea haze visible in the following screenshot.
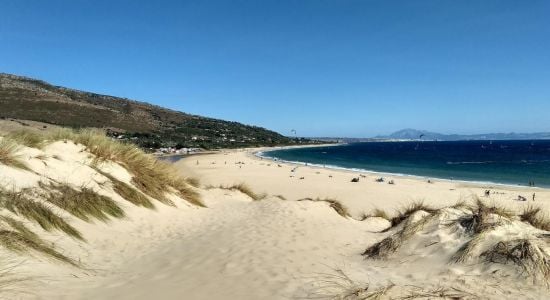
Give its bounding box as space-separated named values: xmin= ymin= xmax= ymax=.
xmin=262 ymin=141 xmax=550 ymax=187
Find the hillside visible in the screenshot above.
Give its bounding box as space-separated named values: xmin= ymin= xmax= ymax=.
xmin=0 ymin=73 xmax=304 ymax=149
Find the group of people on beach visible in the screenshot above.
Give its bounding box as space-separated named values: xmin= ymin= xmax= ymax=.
xmin=484 ymin=189 xmax=536 ymax=202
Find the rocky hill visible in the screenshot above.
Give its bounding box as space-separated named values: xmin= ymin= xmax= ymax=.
xmin=0 ymin=73 xmax=304 ymax=149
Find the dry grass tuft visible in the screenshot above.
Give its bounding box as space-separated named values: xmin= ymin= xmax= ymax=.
xmin=94 ymin=169 xmax=155 ymax=209
xmin=168 ymin=177 xmax=205 ymax=207
xmin=0 ymin=216 xmax=38 ymax=240
xmin=363 ymin=212 xmax=435 ymax=259
xmin=46 ymin=128 xmax=75 ymax=142
xmin=48 ymin=128 xmax=203 ymax=207
xmin=323 ymin=199 xmax=350 ymax=218
xmin=303 ymin=268 xmax=394 ymax=300
xmin=185 ymin=177 xmax=201 ymax=188
xmin=452 ymin=199 xmax=511 ymax=236
xmin=0 ymin=139 xmax=29 ymax=171
xmin=42 ymin=183 xmax=124 ymax=223
xmin=6 ymin=130 xmax=45 ymax=149
xmin=388 ymin=201 xmax=437 ymax=228
xmin=0 ymin=189 xmax=83 ymax=240
xmin=450 ymin=199 xmax=472 ymax=210
xmin=362 ymin=208 xmax=390 ymax=221
xmin=223 ymin=183 xmax=267 ymax=201
xmin=0 ymin=202 xmax=76 ymax=266
xmin=448 ymin=200 xmax=514 ymax=263
xmin=34 ymin=154 xmax=49 ymax=161
xmin=399 ymin=285 xmax=478 ymax=299
xmin=481 ymin=239 xmax=550 ymax=282
xmin=298 ymin=197 xmax=350 ymax=218
xmin=331 ymin=283 xmax=394 ymax=300
xmin=362 ymin=199 xmax=550 ymax=284
xmin=520 ymin=206 xmax=550 ymax=231
xmin=451 ymin=232 xmax=489 ymax=263
xmin=362 ymin=234 xmax=401 ymax=260
xmin=475 ymin=199 xmax=515 ymax=219
xmin=0 ymin=230 xmax=75 ymax=266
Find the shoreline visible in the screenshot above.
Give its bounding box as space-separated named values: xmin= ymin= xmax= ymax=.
xmin=176 ymin=148 xmax=550 ymax=218
xmin=254 ymin=145 xmax=548 ymax=191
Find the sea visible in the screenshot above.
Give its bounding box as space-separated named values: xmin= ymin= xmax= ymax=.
xmin=260 ymin=140 xmax=550 ymax=188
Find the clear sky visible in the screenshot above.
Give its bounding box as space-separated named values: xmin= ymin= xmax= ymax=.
xmin=1 ymin=1 xmax=549 ymax=137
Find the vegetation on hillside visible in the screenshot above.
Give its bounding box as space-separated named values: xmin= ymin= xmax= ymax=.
xmin=0 ymin=73 xmax=320 ymax=149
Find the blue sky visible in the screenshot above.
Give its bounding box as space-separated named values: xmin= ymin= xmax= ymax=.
xmin=1 ymin=1 xmax=549 ymax=137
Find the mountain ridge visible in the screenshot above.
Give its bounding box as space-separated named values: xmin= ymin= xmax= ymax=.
xmin=313 ymin=128 xmax=550 ymax=143
xmin=0 ymin=72 xmax=309 ymax=149
xmin=378 ymin=128 xmax=550 ymax=141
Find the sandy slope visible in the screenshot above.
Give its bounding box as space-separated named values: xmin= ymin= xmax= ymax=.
xmin=71 ymin=192 xmax=378 ymax=300
xmin=1 ymin=143 xmax=549 ymax=299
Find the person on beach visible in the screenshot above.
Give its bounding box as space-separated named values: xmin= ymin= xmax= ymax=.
xmin=533 ymin=193 xmax=536 ymax=201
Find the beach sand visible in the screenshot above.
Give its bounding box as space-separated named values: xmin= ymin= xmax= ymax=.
xmin=2 ymin=143 xmax=549 ymax=299
xmin=175 ymin=148 xmax=550 ymax=217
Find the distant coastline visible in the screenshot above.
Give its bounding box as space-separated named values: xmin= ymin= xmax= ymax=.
xmin=258 ymin=140 xmax=550 ymax=188
xmin=313 ymin=128 xmax=550 ymax=143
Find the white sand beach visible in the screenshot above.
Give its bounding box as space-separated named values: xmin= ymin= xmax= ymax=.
xmin=1 ymin=137 xmax=549 ymax=299
xmin=176 ymin=148 xmax=550 ymax=216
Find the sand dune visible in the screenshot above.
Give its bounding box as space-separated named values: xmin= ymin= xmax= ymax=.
xmin=0 ymin=135 xmax=549 ymax=299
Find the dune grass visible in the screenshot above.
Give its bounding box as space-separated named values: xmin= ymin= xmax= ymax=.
xmin=451 ymin=202 xmax=550 ymax=282
xmin=5 ymin=130 xmax=45 ymax=149
xmin=64 ymin=129 xmax=203 ymax=207
xmin=219 ymin=183 xmax=267 ymax=201
xmin=0 ymin=230 xmax=75 ymax=266
xmin=297 ymin=197 xmax=350 ymax=218
xmin=362 ymin=199 xmax=550 ymax=285
xmin=165 ymin=176 xmax=204 ymax=207
xmin=520 ymin=206 xmax=550 ymax=231
xmin=361 ymin=208 xmax=390 ymax=221
xmin=0 ymin=216 xmax=38 ymax=240
xmin=0 ymin=139 xmax=29 ymax=171
xmin=474 ymin=198 xmax=515 ymax=219
xmin=305 ymin=268 xmax=394 ymax=300
xmin=481 ymin=239 xmax=550 ymax=282
xmin=365 ymin=199 xmax=514 ymax=261
xmin=388 ymin=201 xmax=437 ymax=229
xmin=400 ymin=286 xmax=478 ymax=299
xmin=0 ymin=212 xmax=76 ymax=266
xmin=0 ymin=189 xmax=83 ymax=240
xmin=451 ymin=231 xmax=490 ymax=263
xmin=453 ymin=199 xmax=512 ymax=236
xmin=185 ymin=177 xmax=201 ymax=188
xmin=42 ymin=183 xmax=124 ymax=223
xmin=362 ymin=212 xmax=434 ymax=259
xmin=3 ymin=128 xmax=203 ymax=206
xmin=94 ymin=169 xmax=155 ymax=209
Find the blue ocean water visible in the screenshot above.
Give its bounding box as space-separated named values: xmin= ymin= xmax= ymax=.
xmin=261 ymin=141 xmax=550 ymax=187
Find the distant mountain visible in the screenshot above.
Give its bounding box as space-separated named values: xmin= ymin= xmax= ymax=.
xmin=378 ymin=128 xmax=550 ymax=141
xmin=0 ymin=73 xmax=311 ymax=149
